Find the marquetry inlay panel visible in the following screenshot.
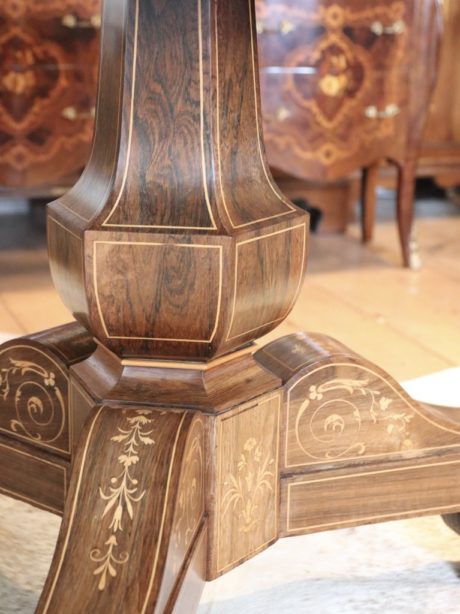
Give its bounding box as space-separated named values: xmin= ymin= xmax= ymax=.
xmin=285 ymin=362 xmax=460 ymax=470
xmin=40 ymin=406 xmax=192 ymax=612
xmin=90 ymin=408 xmax=159 ymax=591
xmin=214 ymin=393 xmax=281 ymax=575
xmin=256 ymin=0 xmax=416 ymax=179
xmin=0 ymin=344 xmax=70 ymax=455
xmin=0 ymin=0 xmax=100 ymax=189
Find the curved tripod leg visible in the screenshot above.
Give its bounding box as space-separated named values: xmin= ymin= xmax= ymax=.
xmin=256 ymin=332 xmax=460 ymax=536
xmin=37 ymin=405 xmax=207 ymax=614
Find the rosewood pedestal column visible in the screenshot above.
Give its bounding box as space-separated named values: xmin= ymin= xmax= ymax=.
xmin=1 ymin=0 xmax=460 ymax=612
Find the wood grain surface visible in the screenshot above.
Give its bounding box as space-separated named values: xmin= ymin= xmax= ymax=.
xmin=283 ymin=454 xmax=460 ymax=535
xmin=38 ymin=406 xmax=206 ymax=613
xmin=2 ymin=0 xmax=459 ymax=612
xmin=0 ymin=433 xmax=68 ymax=515
xmin=71 ymin=343 xmax=281 ymax=413
xmin=46 ymin=0 xmax=309 ymax=360
xmin=255 ymin=332 xmax=460 ymax=539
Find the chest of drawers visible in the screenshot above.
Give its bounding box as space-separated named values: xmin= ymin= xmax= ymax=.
xmin=420 ymin=0 xmax=460 ymax=189
xmin=0 ymin=0 xmax=100 ymax=194
xmin=256 ymin=0 xmax=441 ymax=266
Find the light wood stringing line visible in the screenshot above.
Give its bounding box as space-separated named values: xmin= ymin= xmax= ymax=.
xmin=226 ymin=224 xmax=307 ymax=341
xmin=141 ymin=413 xmax=188 ymax=613
xmin=41 ymin=405 xmax=104 ymax=613
xmin=213 ymin=1 xmax=295 ymax=230
xmin=102 ymin=0 xmax=217 ymax=230
xmin=48 ymin=217 xmax=82 ymax=242
xmin=285 ymin=362 xmax=460 ymax=469
xmin=122 ymin=345 xmax=253 ymax=369
xmin=286 ymin=458 xmax=460 ymax=532
xmin=93 ymin=241 xmax=223 ymax=342
xmin=175 ymin=418 xmax=206 ymax=557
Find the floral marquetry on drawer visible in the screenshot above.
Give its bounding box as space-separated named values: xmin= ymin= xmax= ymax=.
xmin=0 ymin=0 xmax=101 ymax=192
xmin=256 ymin=0 xmax=413 ymax=179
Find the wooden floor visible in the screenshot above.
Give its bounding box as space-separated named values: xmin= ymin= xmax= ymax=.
xmin=0 ymin=194 xmax=459 ymax=382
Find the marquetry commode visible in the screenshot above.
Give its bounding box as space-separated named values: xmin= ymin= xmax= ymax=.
xmin=0 ymin=0 xmax=101 ymax=194
xmin=1 ymin=0 xmax=460 ymax=612
xmin=255 ymin=0 xmax=442 ymax=267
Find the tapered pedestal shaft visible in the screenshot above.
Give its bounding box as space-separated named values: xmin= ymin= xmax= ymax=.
xmin=47 ymin=0 xmax=308 ymax=361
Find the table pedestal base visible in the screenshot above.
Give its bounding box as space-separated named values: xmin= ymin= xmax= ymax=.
xmin=1 ymin=324 xmax=460 ymax=612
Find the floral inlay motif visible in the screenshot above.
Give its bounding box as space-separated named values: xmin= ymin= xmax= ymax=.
xmin=296 ymin=378 xmax=414 ymax=460
xmin=0 ymin=357 xmax=65 ymax=444
xmin=90 ymin=409 xmax=155 ymax=591
xmin=222 ymin=437 xmax=275 ymax=533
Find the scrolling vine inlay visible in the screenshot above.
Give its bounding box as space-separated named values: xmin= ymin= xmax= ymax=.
xmin=282 ymin=358 xmax=460 ymax=470
xmin=90 ymin=409 xmax=157 ymax=591
xmin=295 ymin=378 xmax=414 ymax=461
xmin=0 ymin=346 xmax=68 ymax=452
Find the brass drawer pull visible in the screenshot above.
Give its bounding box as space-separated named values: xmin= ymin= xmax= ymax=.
xmin=365 ymin=104 xmax=401 ymax=119
xmin=257 ymin=20 xmax=296 ymax=36
xmin=265 ymin=107 xmax=292 ymax=122
xmin=62 ymin=14 xmax=101 ymax=29
xmin=62 ymin=106 xmax=96 ymax=121
xmin=370 ymin=20 xmax=405 ymax=36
